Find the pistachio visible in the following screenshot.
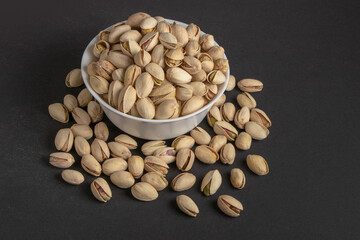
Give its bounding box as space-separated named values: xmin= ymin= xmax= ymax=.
xmin=209 ymin=135 xmax=227 ymax=152
xmin=112 ymin=68 xmax=125 ymax=82
xmin=245 ymin=121 xmax=270 ymax=140
xmin=151 ymin=44 xmax=166 ymax=68
xmin=141 ymin=172 xmax=168 ymax=191
xmin=94 ymin=122 xmax=109 ymax=141
xmin=171 ymin=22 xmax=189 ymax=47
xmin=91 ymin=138 xmax=110 ymax=162
xmin=107 ymin=50 xmax=134 ymax=69
xmin=141 ymin=140 xmax=166 ymax=156
xmin=186 ymin=23 xmax=201 ymax=41
xmin=134 ymin=49 xmax=151 ymax=68
xmin=217 ymin=195 xmax=243 ymax=217
xmin=230 ymin=168 xmax=246 ymax=189
xmin=61 ymin=170 xmax=84 ymax=185
xmin=110 ymin=170 xmax=135 ymax=189
xmin=220 ymin=102 xmax=236 ymax=122
xmin=149 ymin=83 xmax=176 ymax=105
xmin=153 ymin=147 xmax=176 ymax=164
xmin=207 ymin=70 xmax=226 ymax=85
xmin=77 ymin=88 xmax=92 ymax=107
xmin=154 ymin=16 xmax=165 ymax=22
xmin=226 ymin=75 xmax=236 ymax=91
xmin=155 ymin=99 xmax=179 ymax=119
xmin=156 ymin=20 xmax=171 ymax=33
xmin=234 ymin=107 xmax=250 ymax=129
xmin=99 ymin=49 xmax=110 ymax=60
xmin=213 ymin=121 xmax=238 ymax=141
xmin=171 ymin=135 xmax=195 ymax=151
xmin=159 ymin=32 xmax=178 ymax=49
xmin=98 ymin=30 xmax=110 ymax=42
xmin=91 ymin=178 xmax=112 ymax=202
xmin=49 ymin=152 xmax=75 ymax=168
xmin=63 ymin=94 xmax=78 ymax=112
xmin=87 ymin=101 xmax=103 ymax=123
xmin=214 ymin=93 xmax=226 ymax=107
xmin=107 ymin=81 xmax=123 ymax=108
xmin=144 ymin=156 xmax=169 ymax=175
xmin=128 ymin=155 xmax=144 ymax=179
xmin=135 ymin=72 xmax=154 ymax=98
xmin=120 ymin=40 xmax=141 ymax=57
xmin=145 ymin=62 xmax=165 ymax=85
xmin=250 ymin=108 xmax=272 ymax=128
xmin=237 ymin=78 xmax=263 ymax=92
xmin=114 ymin=134 xmax=137 ymax=150
xmin=204 ymin=83 xmax=218 ymax=100
xmin=166 ymin=67 xmax=192 ymax=84
xmin=119 ymin=29 xmax=142 ymax=43
xmin=140 ymin=17 xmax=157 ymax=34
xmin=130 ymin=104 xmax=141 ymax=117
xmin=246 ymin=154 xmax=269 ymax=175
xmin=124 ymin=64 xmax=141 ymax=86
xmin=108 ymin=141 xmax=132 ymax=159
xmin=131 ymin=182 xmax=158 ymax=201
xmin=176 ymin=195 xmax=199 ymax=217
xmin=95 ymin=60 xmax=116 ymax=80
xmin=102 ymin=158 xmax=128 ymax=176
xmin=165 ymin=48 xmax=184 ymax=67
xmin=117 ymin=85 xmax=137 ymax=113
xmin=207 ymin=46 xmax=225 ymax=61
xmin=207 ymin=106 xmax=222 ymax=127
xmin=65 ymin=69 xmax=83 ymax=88
xmin=201 ymin=169 xmax=222 ymax=196
xmin=235 ymin=132 xmax=252 ymax=150
xmin=195 ymin=145 xmax=219 ymax=164
xmin=181 ymin=96 xmax=206 ymax=116
xmin=126 ymin=12 xmax=151 ymax=28
xmin=71 ymin=124 xmax=93 ymax=140
xmin=54 ymin=128 xmax=74 ymax=152
xmin=185 ymin=40 xmax=201 ymax=57
xmin=89 ymin=75 xmax=109 ymax=95
xmin=176 ymin=83 xmax=193 ymax=101
xmin=181 ymin=56 xmax=202 ymax=75
xmin=190 ymin=126 xmax=211 ymax=145
xmin=171 ymin=173 xmax=196 ymax=191
xmin=197 ymin=53 xmax=214 ymax=73
xmin=139 ymin=31 xmax=159 ymax=51
xmin=176 ymin=148 xmax=195 ymax=171
xmin=48 ymin=103 xmax=69 ymax=123
xmin=220 ymin=143 xmax=235 ymax=165
xmin=191 ymin=70 xmax=207 ymax=83
xmin=214 ymin=58 xmax=229 ymax=73
xmin=108 ymin=23 xmax=131 ymax=43
xmin=81 ymin=154 xmax=102 ymax=176
xmin=136 ymin=97 xmax=155 ymax=119
xmin=189 ymin=82 xmax=206 ymax=97
xmin=74 ymin=136 xmax=90 ymax=157
xmin=199 ymin=34 xmax=215 ymax=51
xmin=72 ymin=107 xmax=91 ymax=125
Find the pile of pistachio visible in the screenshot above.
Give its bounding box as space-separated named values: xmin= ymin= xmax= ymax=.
xmin=48 ymin=12 xmax=272 ymax=218
xmin=86 ymin=12 xmax=229 ymax=119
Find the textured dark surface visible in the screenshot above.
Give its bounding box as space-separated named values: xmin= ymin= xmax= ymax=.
xmin=1 ymin=0 xmax=360 ymax=239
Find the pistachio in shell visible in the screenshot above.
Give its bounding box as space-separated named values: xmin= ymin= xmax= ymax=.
xmin=124 ymin=64 xmax=141 ymax=86
xmin=234 ymin=107 xmax=250 ymax=129
xmin=48 ymin=103 xmax=69 ymax=123
xmin=155 ymin=99 xmax=179 ymax=119
xmin=139 ymin=31 xmax=159 ymax=52
xmin=89 ymin=75 xmax=109 ymax=95
xmin=226 ymin=75 xmax=236 ymax=91
xmin=250 ymin=108 xmax=272 ymax=128
xmin=246 ymin=154 xmax=269 ymax=175
xmin=108 ymin=141 xmax=132 ymax=159
xmin=126 ymin=12 xmax=151 ymax=28
xmin=207 ymin=46 xmax=225 ymax=61
xmin=65 ymin=69 xmax=83 ymax=88
xmin=217 ymin=195 xmax=243 ymax=217
xmin=94 ymin=122 xmax=109 ymax=141
xmin=220 ymin=143 xmax=236 ymax=165
xmin=230 ymin=168 xmax=246 ymax=189
xmin=185 ymin=40 xmax=201 ymax=57
xmin=213 ymin=121 xmax=238 ymax=141
xmin=171 ymin=22 xmax=189 ymax=47
xmin=81 ymin=154 xmax=101 ymax=176
xmin=207 ymin=106 xmax=222 ymax=127
xmin=70 ymin=124 xmax=93 ymax=140
xmin=54 ymin=128 xmax=74 ymax=152
xmin=176 ymin=194 xmax=199 ymax=217
xmin=195 ymin=145 xmax=219 ymax=164
xmin=186 ymin=23 xmax=201 ymax=41
xmin=145 ymin=62 xmax=165 ymax=85
xmin=209 ymin=135 xmax=227 ymax=152
xmin=165 ymin=48 xmax=184 ymax=67
xmin=236 ymin=92 xmax=257 ymax=109
xmin=87 ymin=101 xmax=103 ymax=123
xmin=141 ymin=172 xmax=168 ymax=191
xmin=176 ymin=83 xmax=193 ymax=101
xmin=176 ymin=148 xmax=195 ymax=171
xmin=49 ymin=152 xmax=75 ymax=168
xmin=144 ymin=156 xmax=169 ymax=175
xmin=166 ymin=67 xmax=192 ymax=84
xmin=117 ymin=85 xmax=137 ymax=113
xmin=131 ymin=182 xmax=158 ymax=201
xmin=136 ymin=97 xmax=156 ymax=119
xmin=128 ymin=155 xmax=145 ymax=179
xmin=235 ymin=132 xmax=252 ymax=150
xmin=91 ymin=177 xmax=112 ymax=202
xmin=159 ymin=32 xmax=178 ymax=49
xmin=110 ymin=170 xmax=135 ymax=189
xmin=199 ymin=34 xmax=215 ymax=51
xmin=108 ymin=23 xmax=131 ymax=43
xmin=244 ymin=121 xmax=269 ymax=140
xmin=190 ymin=126 xmax=211 ymax=145
xmin=134 ymin=49 xmax=151 ymax=68
xmin=72 ymin=107 xmax=91 ymax=125
xmin=220 ymin=102 xmax=236 ymax=122
xmin=135 ymin=72 xmax=154 ymax=98
xmin=63 ymin=94 xmax=78 ymax=112
xmin=90 ymin=138 xmax=110 ymax=163
xmin=171 ymin=135 xmax=195 ymax=151
xmin=171 ymin=173 xmax=196 ymax=191
xmin=237 ymin=78 xmax=263 ymax=92
xmin=200 ymin=169 xmax=222 ymax=196
xmin=102 ymin=158 xmax=128 ymax=176
xmin=140 ymin=17 xmax=158 ymax=34
xmin=180 ymin=96 xmax=206 ymax=116
xmin=114 ymin=134 xmax=137 ymax=150
xmin=74 ymin=136 xmax=90 ymax=157
xmin=108 ymin=80 xmax=124 ymax=108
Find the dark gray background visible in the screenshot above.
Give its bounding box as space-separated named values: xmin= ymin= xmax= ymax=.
xmin=1 ymin=0 xmax=359 ymax=239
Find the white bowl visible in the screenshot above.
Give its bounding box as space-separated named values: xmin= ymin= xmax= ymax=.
xmin=81 ymin=19 xmax=229 ymax=140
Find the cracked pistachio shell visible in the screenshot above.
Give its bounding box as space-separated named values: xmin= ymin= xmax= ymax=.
xmin=110 ymin=170 xmax=135 ymax=189
xmin=91 ymin=177 xmax=112 ymax=202
xmin=120 ymin=30 xmax=142 ymax=43
xmin=217 ymin=195 xmax=243 ymax=217
xmin=124 ymin=64 xmax=141 ymax=86
xmin=107 ymin=50 xmax=134 ymax=69
xmin=245 ymin=121 xmax=270 ymax=140
xmin=136 ymin=97 xmax=155 ymax=119
xmin=220 ymin=102 xmax=236 ymax=122
xmin=108 ymin=80 xmax=124 ymax=108
xmin=139 ymin=31 xmax=159 ymax=52
xmin=176 ymin=83 xmax=193 ymax=101
xmin=155 ymin=99 xmax=179 ymax=119
xmin=87 ymin=101 xmax=103 ymax=123
xmin=199 ymin=34 xmax=215 ymax=51
xmin=145 ymin=62 xmax=165 ymax=85
xmin=226 ymin=75 xmax=236 ymax=91
xmin=234 ymin=107 xmax=250 ymax=129
xmin=172 ymin=135 xmax=195 ymax=151
xmin=149 ymin=83 xmax=176 ymax=105
xmin=144 ymin=156 xmax=169 ymax=175
xmin=171 ymin=22 xmax=189 ymax=47
xmin=171 ymin=173 xmax=196 ymax=191
xmin=159 ymin=32 xmax=178 ymax=49
xmin=237 ymin=92 xmax=256 ymax=109
xmin=207 ymin=46 xmax=225 ymax=61
xmin=134 ymin=49 xmax=151 ymax=68
xmin=102 ymin=158 xmax=128 ymax=176
xmin=108 ymin=23 xmax=131 ymax=43
xmin=128 ymin=155 xmax=144 ymax=179
xmin=207 ymin=70 xmax=226 ymax=85
xmin=55 ymin=128 xmax=74 ymax=152
xmin=195 ymin=145 xmax=219 ymax=164
xmin=185 ymin=40 xmax=201 ymax=57
xmin=197 ymin=53 xmax=214 ymax=73
xmin=250 ymin=108 xmax=272 ymax=128
xmin=93 ymin=40 xmax=110 ymax=58
xmin=166 ymin=67 xmax=192 ymax=84
xmin=49 ymin=152 xmax=75 ymax=168
xmin=99 ymin=30 xmax=110 ymax=42
xmin=190 ymin=126 xmax=211 ymax=145
xmin=181 ymin=56 xmax=202 ymax=75
xmin=220 ymin=143 xmax=235 ymax=165
xmin=140 ymin=17 xmax=158 ymax=34
xmin=213 ymin=121 xmax=238 ymax=141
xmin=156 ymin=20 xmax=171 ymax=33
xmin=71 ymin=124 xmax=93 ymax=140
xmin=120 ymin=40 xmax=140 ymax=56
xmin=117 ymin=85 xmax=137 ymax=113
xmin=181 ymin=96 xmax=206 ymax=116
xmin=191 ymin=69 xmax=207 ymax=82
xmin=141 ymin=140 xmax=166 ymax=156
xmin=214 ymin=58 xmax=229 ymax=73
xmin=201 ymin=169 xmax=222 ymax=196
xmin=237 ymin=78 xmax=263 ymax=92
xmin=246 ymin=154 xmax=269 ymax=175
xmin=209 ymin=135 xmax=227 ymax=152
xmin=230 ymin=168 xmax=246 ymax=189
xmin=165 ymin=48 xmax=185 ymax=67
xmin=91 ymin=138 xmax=110 ymax=162
xmin=141 ymin=172 xmax=168 ymax=191
xmin=115 ymin=134 xmax=137 ymax=150
xmin=235 ymin=132 xmax=252 ymax=150
xmin=186 ymin=23 xmax=201 ymax=41
xmin=112 ymin=68 xmax=125 ymax=82
xmin=153 ymin=147 xmax=176 ymax=164
xmin=61 ymin=170 xmax=84 ymax=185
xmin=151 ymin=44 xmax=166 ymax=68
xmin=189 ymin=82 xmax=206 ymax=97
xmin=176 ymin=195 xmax=199 ymax=217
xmin=99 ymin=48 xmax=110 ymax=60
xmin=176 ymin=148 xmax=195 ymax=171
xmin=74 ymin=136 xmax=90 ymax=157
xmin=63 ymin=94 xmax=78 ymax=112
xmin=48 ymin=103 xmax=69 ymax=123
xmin=94 ymin=122 xmax=109 ymax=141
xmin=135 ymin=72 xmax=154 ymax=98
xmin=126 ymin=12 xmax=151 ymax=28
xmin=65 ymin=69 xmax=83 ymax=88
xmin=204 ymin=83 xmax=218 ymax=100
xmin=207 ymin=106 xmax=222 ymax=127
xmin=72 ymin=107 xmax=91 ymax=125
xmin=214 ymin=94 xmax=226 ymax=107
xmin=81 ymin=154 xmax=101 ymax=176
xmin=89 ymin=75 xmax=109 ymax=95
xmin=108 ymin=141 xmax=132 ymax=159
xmin=77 ymin=88 xmax=92 ymax=107
xmin=131 ymin=182 xmax=158 ymax=201
xmin=96 ymin=60 xmax=116 ymax=80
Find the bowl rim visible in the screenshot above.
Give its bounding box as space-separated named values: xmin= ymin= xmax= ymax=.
xmin=81 ymin=18 xmax=230 ymax=123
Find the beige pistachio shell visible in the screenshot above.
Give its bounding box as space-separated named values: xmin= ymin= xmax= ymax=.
xmin=230 ymin=168 xmax=246 ymax=189
xmin=149 ymin=83 xmax=176 ymax=105
xmin=128 ymin=155 xmax=144 ymax=179
xmin=171 ymin=22 xmax=189 ymax=47
xmin=74 ymin=136 xmax=90 ymax=157
xmin=214 ymin=58 xmax=229 ymax=73
xmin=155 ymin=99 xmax=179 ymax=119
xmin=165 ymin=48 xmax=184 ymax=67
xmin=235 ymin=132 xmax=252 ymax=150
xmin=65 ymin=69 xmax=83 ymax=88
xmin=181 ymin=96 xmax=206 ymax=116
xmin=108 ymin=23 xmax=131 ymax=43
xmin=176 ymin=83 xmax=193 ymax=101
xmin=81 ymin=154 xmax=101 ymax=176
xmin=141 ymin=172 xmax=168 ymax=191
xmin=245 ymin=121 xmax=270 ymax=140
xmin=136 ymin=97 xmax=155 ymax=119
xmin=134 ymin=49 xmax=151 ymax=68
xmin=171 ymin=135 xmax=195 ymax=151
xmin=107 ymin=50 xmax=134 ymax=69
xmin=220 ymin=102 xmax=236 ymax=122
xmin=126 ymin=12 xmax=151 ymax=28
xmin=246 ymin=154 xmax=269 ymax=175
xmin=166 ymin=67 xmax=192 ymax=84
xmin=213 ymin=121 xmax=238 ymax=141
xmin=153 ymin=147 xmax=176 ymax=164
xmin=151 ymin=44 xmax=166 ymax=68
xmin=71 ymin=124 xmax=93 ymax=140
xmin=186 ymin=23 xmax=201 ymax=41
xmin=119 ymin=30 xmax=142 ymax=43
xmin=220 ymin=143 xmax=235 ymax=165
xmin=91 ymin=177 xmax=112 ymax=202
xmin=144 ymin=156 xmax=169 ymax=175
xmin=207 ymin=46 xmax=225 ymax=61
xmin=124 ymin=64 xmax=141 ymax=86
xmin=102 ymin=158 xmax=128 ymax=176
xmin=139 ymin=31 xmax=159 ymax=51
xmin=237 ymin=92 xmax=257 ymax=109
xmin=214 ymin=94 xmax=226 ymax=107
xmin=141 ymin=140 xmax=166 ymax=156
xmin=61 ymin=170 xmax=84 ymax=185
xmin=238 ymin=78 xmax=263 ymax=92
xmin=217 ymin=195 xmax=243 ymax=217
xmin=90 ymin=138 xmax=110 ymax=162
xmin=189 ymin=82 xmax=206 ymax=97
xmin=204 ymin=83 xmax=218 ymax=100
xmin=153 ymin=16 xmax=165 ymax=22
xmin=77 ymin=89 xmax=92 ymax=107
xmin=48 ymin=103 xmax=69 ymax=123
xmin=207 ymin=70 xmax=226 ymax=85
xmin=201 ymin=169 xmax=222 ymax=196
xmin=112 ymin=68 xmax=125 ymax=82
xmin=140 ymin=17 xmax=158 ymax=34
xmin=54 ymin=128 xmax=74 ymax=152
xmin=197 ymin=52 xmax=214 ymax=73
xmin=120 ymin=40 xmax=141 ymax=57
xmin=181 ymin=56 xmax=202 ymax=75
xmin=130 ymin=104 xmax=141 ymax=117
xmin=176 ymin=148 xmax=195 ymax=171
xmin=91 ymin=60 xmax=116 ymax=80
xmin=156 ymin=20 xmax=171 ymax=33
xmin=226 ymin=75 xmax=236 ymax=91
xmin=131 ymin=182 xmax=158 ymax=201
xmin=135 ymin=72 xmax=154 ymax=98
xmin=159 ymin=32 xmax=178 ymax=49
xmin=94 ymin=122 xmax=109 ymax=141
xmin=176 ymin=195 xmax=199 ymax=217
xmin=114 ymin=134 xmax=137 ymax=150
xmin=207 ymin=106 xmax=222 ymax=127
xmin=108 ymin=80 xmax=124 ymax=108
xmin=87 ymin=101 xmax=103 ymax=123
xmin=108 ymin=141 xmax=132 ymax=159
xmin=171 ymin=173 xmax=196 ymax=191
xmin=190 ymin=126 xmax=211 ymax=145
xmin=185 ymin=40 xmax=201 ymax=57
xmin=250 ymin=108 xmax=272 ymax=128
xmin=199 ymin=34 xmax=215 ymax=51
xmin=117 ymin=85 xmax=137 ymax=113
xmin=145 ymin=62 xmax=165 ymax=85
xmin=72 ymin=107 xmax=91 ymax=125
xmin=195 ymin=145 xmax=219 ymax=164
xmin=98 ymin=30 xmax=110 ymax=42
xmin=234 ymin=107 xmax=250 ymax=129
xmin=49 ymin=152 xmax=75 ymax=168
xmin=89 ymin=75 xmax=109 ymax=95
xmin=63 ymin=94 xmax=78 ymax=112
xmin=209 ymin=135 xmax=227 ymax=152
xmin=110 ymin=170 xmax=135 ymax=189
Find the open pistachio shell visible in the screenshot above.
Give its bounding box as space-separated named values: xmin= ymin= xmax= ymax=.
xmin=217 ymin=195 xmax=243 ymax=217
xmin=250 ymin=108 xmax=272 ymax=127
xmin=139 ymin=31 xmax=159 ymax=52
xmin=114 ymin=134 xmax=137 ymax=150
xmin=207 ymin=46 xmax=225 ymax=61
xmin=171 ymin=135 xmax=195 ymax=151
xmin=93 ymin=40 xmax=110 ymax=58
xmin=171 ymin=22 xmax=189 ymax=47
xmin=117 ymin=85 xmax=137 ymax=113
xmin=108 ymin=23 xmax=131 ymax=43
xmin=199 ymin=34 xmax=215 ymax=51
xmin=48 ymin=103 xmax=69 ymax=123
xmin=166 ymin=67 xmax=192 ymax=84
xmin=155 ymin=99 xmax=179 ymax=119
xmin=153 ymin=147 xmax=176 ymax=164
xmin=145 ymin=62 xmax=165 ymax=85
xmin=134 ymin=49 xmax=151 ymax=68
xmin=140 ymin=17 xmax=158 ymax=34
xmin=144 ymin=156 xmax=169 ymax=175
xmin=186 ymin=23 xmax=201 ymax=41
xmin=120 ymin=40 xmax=141 ymax=57
xmin=91 ymin=177 xmax=112 ymax=202
xmin=234 ymin=107 xmax=250 ymax=129
xmin=120 ymin=30 xmax=142 ymax=43
xmin=207 ymin=70 xmax=226 ymax=85
xmin=149 ymin=83 xmax=176 ymax=105
xmin=213 ymin=121 xmax=238 ymax=141
xmin=220 ymin=102 xmax=236 ymax=122
xmin=165 ymin=48 xmax=184 ymax=67
xmin=136 ymin=97 xmax=155 ymax=119
xmin=237 ymin=92 xmax=257 ymax=109
xmin=65 ymin=69 xmax=83 ymax=88
xmin=159 ymin=32 xmax=178 ymax=49
xmin=201 ymin=169 xmax=222 ymax=196
xmin=207 ymin=106 xmax=222 ymax=127
xmin=126 ymin=12 xmax=151 ymax=28
xmin=181 ymin=56 xmax=202 ymax=75
xmin=107 ymin=50 xmax=134 ymax=69
xmin=108 ymin=80 xmax=124 ymax=108
xmin=176 ymin=148 xmax=195 ymax=171
xmin=195 ymin=145 xmax=219 ymax=164
xmin=181 ymin=96 xmax=206 ymax=116
xmin=124 ymin=64 xmax=141 ymax=86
